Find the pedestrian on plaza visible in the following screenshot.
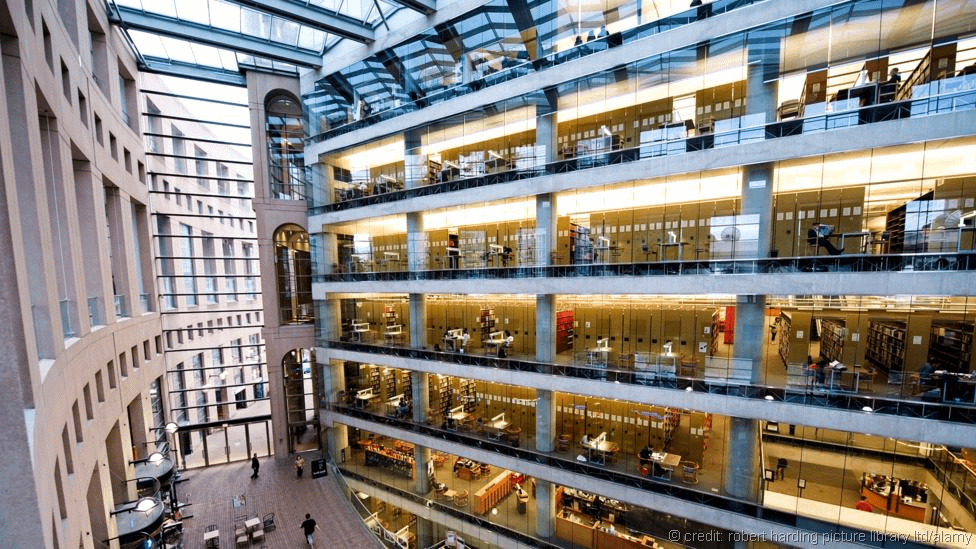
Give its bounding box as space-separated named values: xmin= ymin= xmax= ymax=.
xmin=300 ymin=513 xmax=319 ymax=547
xmin=250 ymin=453 xmax=260 ymax=479
xmin=295 ymin=455 xmax=305 ymax=478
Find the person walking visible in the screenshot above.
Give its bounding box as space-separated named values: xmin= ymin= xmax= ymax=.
xmin=300 ymin=513 xmax=319 ymax=547
xmin=250 ymin=453 xmax=260 ymax=479
xmin=295 ymin=455 xmax=305 ymax=478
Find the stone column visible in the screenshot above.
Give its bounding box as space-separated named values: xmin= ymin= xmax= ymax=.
xmin=535 ymin=389 xmax=556 ymax=453
xmin=536 ymin=104 xmax=557 ymax=165
xmin=409 ymin=294 xmax=427 ymax=349
xmin=536 ymin=294 xmax=556 ymax=363
xmin=414 ymin=445 xmax=432 ymax=494
xmin=536 ymin=193 xmax=557 ymax=267
xmin=411 ymin=371 xmax=430 ymax=425
xmin=535 ymin=478 xmax=555 ymax=539
xmin=404 ymin=129 xmax=424 ymax=189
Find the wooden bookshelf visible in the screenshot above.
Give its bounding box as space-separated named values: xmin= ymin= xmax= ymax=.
xmin=865 ymin=320 xmax=907 ymax=375
xmin=928 ymin=321 xmax=975 ymax=373
xmin=818 ymin=318 xmax=845 ymax=363
xmin=557 ymin=310 xmax=575 ymax=353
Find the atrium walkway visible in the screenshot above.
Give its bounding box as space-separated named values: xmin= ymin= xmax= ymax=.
xmin=175 ymin=453 xmax=379 ymax=549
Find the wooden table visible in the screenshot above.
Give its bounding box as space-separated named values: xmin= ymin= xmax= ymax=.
xmin=244 ymin=516 xmax=261 ymax=532
xmin=487 ymin=419 xmax=509 ymax=440
xmin=583 ymin=439 xmax=618 ymax=465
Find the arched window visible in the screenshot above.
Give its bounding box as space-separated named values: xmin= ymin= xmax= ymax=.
xmin=274 ymin=224 xmax=312 ymax=324
xmin=282 ymin=349 xmax=319 ymax=453
xmin=266 ymin=93 xmax=305 ymax=200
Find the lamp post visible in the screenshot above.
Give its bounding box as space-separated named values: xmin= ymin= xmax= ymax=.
xmin=163 ymin=422 xmax=183 ymax=519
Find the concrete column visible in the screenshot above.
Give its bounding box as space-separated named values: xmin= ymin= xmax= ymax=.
xmin=723 ymin=416 xmax=760 ymax=501
xmin=536 ymin=294 xmax=556 ymax=362
xmin=724 ymin=295 xmax=765 ymax=502
xmin=404 ymin=130 xmax=424 ymax=189
xmin=535 ymin=389 xmax=556 ymax=453
xmin=536 ymin=105 xmax=557 ymax=165
xmin=321 ymin=360 xmax=346 ymax=405
xmin=327 ymin=423 xmax=349 ymax=463
xmin=319 ymin=231 xmax=337 ymax=274
xmin=742 ymin=163 xmax=774 ymax=259
xmin=414 ymin=445 xmax=432 ymax=494
xmin=535 ymin=478 xmax=555 ymax=539
xmin=746 ymin=37 xmax=781 ymax=124
xmin=411 ymin=371 xmax=430 ymax=424
xmin=536 ymin=193 xmax=557 ymax=267
xmin=323 ymin=295 xmax=342 ymax=343
xmin=732 ymin=294 xmax=766 ymax=385
xmin=407 ymin=211 xmax=426 ymax=273
xmin=409 ymin=293 xmax=427 ymax=349
xmin=415 ymin=517 xmax=435 ymax=549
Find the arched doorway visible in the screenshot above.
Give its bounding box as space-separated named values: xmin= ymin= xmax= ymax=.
xmin=282 ymin=348 xmax=320 ymax=453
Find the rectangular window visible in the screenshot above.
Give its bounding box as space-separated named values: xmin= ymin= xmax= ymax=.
xmin=180 ymin=224 xmax=197 ymax=306
xmin=172 ymin=127 xmax=186 ymax=173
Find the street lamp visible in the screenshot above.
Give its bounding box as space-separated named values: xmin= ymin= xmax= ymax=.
xmin=162 ymin=422 xmax=186 ymax=519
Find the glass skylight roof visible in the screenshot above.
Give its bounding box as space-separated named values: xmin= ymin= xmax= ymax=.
xmin=110 ymin=0 xmax=404 ymax=76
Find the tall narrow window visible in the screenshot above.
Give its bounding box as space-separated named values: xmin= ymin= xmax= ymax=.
xmin=265 ymin=94 xmax=305 ymax=200
xmin=273 ymin=224 xmax=312 ymax=324
xmin=179 ymin=224 xmax=197 ymax=306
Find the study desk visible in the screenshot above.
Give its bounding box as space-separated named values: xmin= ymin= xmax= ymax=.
xmin=837 ymin=231 xmax=872 ymax=253
xmin=649 ymin=452 xmax=681 ymax=478
xmin=657 ymin=242 xmax=687 ymax=260
xmin=487 ymin=419 xmax=510 ymax=440
xmin=826 ymin=367 xmax=872 ymax=393
xmin=585 ymin=347 xmax=612 ymax=366
xmin=351 ymin=322 xmax=370 ymax=341
xmin=582 ymin=437 xmax=618 ymax=465
xmin=485 ymin=338 xmax=506 ymax=356
xmin=446 ymin=411 xmax=469 ymax=431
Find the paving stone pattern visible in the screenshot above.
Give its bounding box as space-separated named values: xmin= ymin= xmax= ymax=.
xmin=179 ymin=454 xmax=381 ymax=549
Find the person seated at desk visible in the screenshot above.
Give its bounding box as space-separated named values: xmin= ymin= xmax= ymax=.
xmin=639 ymin=445 xmax=654 ymax=466
xmin=581 ymin=433 xmax=594 ymax=446
xmin=395 ymin=400 xmax=411 ymax=419
xmin=918 ymin=362 xmax=936 ymax=385
xmin=461 ymin=329 xmax=470 ymax=353
xmin=808 ymin=222 xmax=844 ymax=255
xmin=497 ymin=331 xmax=514 ymax=358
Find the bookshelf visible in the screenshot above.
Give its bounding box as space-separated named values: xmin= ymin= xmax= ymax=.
xmin=708 ymin=310 xmax=723 ymax=356
xmin=556 ymin=310 xmax=575 ymax=353
xmin=865 ymin=320 xmax=907 ymax=375
xmin=479 ymin=307 xmax=497 ymax=348
xmin=429 ymin=375 xmax=451 ymax=419
xmin=369 ymin=367 xmax=381 ymax=395
xmin=569 ymin=223 xmax=593 ymax=264
xmin=384 ymin=369 xmax=396 ymax=399
xmin=928 ymin=321 xmax=975 ymax=373
xmin=818 ymin=318 xmax=845 ymax=362
xmin=778 ymin=313 xmax=792 ymax=366
xmin=458 ymin=379 xmax=478 ymax=413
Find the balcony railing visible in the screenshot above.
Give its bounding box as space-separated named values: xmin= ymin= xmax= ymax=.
xmin=321 ymin=340 xmax=976 ymax=423
xmin=310 ymin=87 xmax=976 ymax=216
xmin=326 ymin=403 xmax=928 ymax=549
xmin=314 ymin=251 xmax=976 ymax=282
